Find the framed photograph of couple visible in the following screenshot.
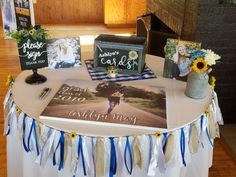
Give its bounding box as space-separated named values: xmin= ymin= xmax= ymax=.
xmin=163 ymin=38 xmax=201 ymax=81
xmin=46 ymin=38 xmax=81 ymax=69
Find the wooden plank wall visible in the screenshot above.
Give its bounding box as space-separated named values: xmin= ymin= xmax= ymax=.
xmin=147 ymin=0 xmax=198 ymax=40
xmin=33 ymin=0 xmax=104 ymax=24
xmin=104 ymin=0 xmax=147 ymax=25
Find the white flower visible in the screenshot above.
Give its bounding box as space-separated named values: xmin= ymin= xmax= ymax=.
xmin=204 ymin=49 xmax=221 ymax=66
xmin=129 ymin=50 xmax=138 ymax=60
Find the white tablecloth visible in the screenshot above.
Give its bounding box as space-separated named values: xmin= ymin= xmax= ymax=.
xmin=6 ymin=55 xmax=215 ymax=177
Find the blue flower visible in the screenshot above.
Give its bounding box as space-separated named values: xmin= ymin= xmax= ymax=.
xmin=189 ymin=49 xmax=206 ymax=61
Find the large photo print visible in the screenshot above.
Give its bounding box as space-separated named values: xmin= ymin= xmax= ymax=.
xmin=41 ymin=80 xmax=167 ymax=129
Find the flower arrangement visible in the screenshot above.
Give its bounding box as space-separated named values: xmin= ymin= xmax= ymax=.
xmin=189 ymin=49 xmax=221 ymax=74
xmin=7 ymin=25 xmax=48 ymax=43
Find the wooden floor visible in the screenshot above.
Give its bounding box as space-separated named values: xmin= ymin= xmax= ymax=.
xmin=0 ymin=25 xmax=236 ymax=177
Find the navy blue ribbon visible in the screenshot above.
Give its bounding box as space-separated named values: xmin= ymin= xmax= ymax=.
xmin=162 ymin=132 xmax=168 ymax=153
xmin=200 ymin=115 xmax=204 ymax=132
xmin=6 ymin=126 xmax=10 ymax=135
xmin=180 ymin=128 xmax=186 ymax=166
xmin=91 ymin=137 xmax=96 ymax=177
xmin=78 ymin=135 xmax=87 ymax=176
xmin=23 ymin=114 xmax=29 ymax=152
xmin=109 ymin=137 xmax=117 ymax=177
xmin=206 ymin=128 xmax=214 ymax=148
xmin=200 ymin=116 xmax=205 ymax=148
xmin=27 ymin=119 xmax=40 ymax=156
xmin=53 ymin=131 xmax=65 ymax=171
xmin=124 ymin=136 xmax=133 ymax=175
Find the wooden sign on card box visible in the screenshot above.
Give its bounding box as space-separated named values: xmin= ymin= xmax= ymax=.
xmin=94 ymin=34 xmax=147 ymax=75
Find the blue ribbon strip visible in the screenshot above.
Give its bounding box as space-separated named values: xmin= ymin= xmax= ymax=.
xmin=180 ymin=128 xmax=186 ymax=166
xmin=162 ymin=132 xmax=168 ymax=153
xmin=206 ymin=128 xmax=214 ymax=148
xmin=200 ymin=115 xmax=204 ymax=132
xmin=53 ymin=131 xmax=65 ymax=171
xmin=124 ymin=136 xmax=133 ymax=175
xmin=23 ymin=114 xmax=29 ymax=152
xmin=200 ymin=116 xmax=205 ymax=148
xmin=91 ymin=137 xmax=96 ymax=177
xmin=27 ymin=119 xmax=40 ymax=156
xmin=78 ymin=135 xmax=87 ymax=176
xmin=109 ymin=137 xmax=117 ymax=177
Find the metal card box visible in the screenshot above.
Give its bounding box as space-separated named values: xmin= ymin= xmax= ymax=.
xmin=94 ymin=34 xmax=147 ymax=75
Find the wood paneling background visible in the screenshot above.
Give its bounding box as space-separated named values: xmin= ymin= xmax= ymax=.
xmin=33 ymin=0 xmax=104 ymax=24
xmin=1 ymin=0 xmax=146 ymax=25
xmin=104 ymin=0 xmax=146 ymax=25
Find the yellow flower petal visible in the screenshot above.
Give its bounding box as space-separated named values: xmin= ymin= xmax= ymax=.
xmin=70 ymin=132 xmax=77 ymax=140
xmin=192 ymin=58 xmax=208 ymax=73
xmin=154 ymin=132 xmax=162 ymax=138
xmin=16 ymin=106 xmax=22 ymax=114
xmin=29 ymin=29 xmax=35 ymax=35
xmin=205 ymin=107 xmax=210 ymax=117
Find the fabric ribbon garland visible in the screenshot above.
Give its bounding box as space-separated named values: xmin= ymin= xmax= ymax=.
xmin=38 ymin=128 xmax=52 ymax=166
xmin=180 ymin=128 xmax=186 ymax=167
xmin=206 ymin=127 xmax=214 ymax=148
xmin=77 ymin=135 xmax=87 ymax=176
xmin=3 ymin=87 xmax=224 ymax=177
xmin=4 ymin=100 xmax=14 ymax=136
xmin=132 ymin=136 xmax=142 ymax=168
xmin=27 ymin=119 xmax=40 ymax=156
xmin=23 ymin=114 xmax=29 ymax=152
xmin=200 ymin=115 xmax=205 ymax=148
xmin=162 ymin=132 xmax=168 ymax=153
xmin=53 ymin=131 xmax=65 ymax=171
xmin=95 ymin=138 xmax=104 ymax=177
xmin=124 ymin=136 xmax=133 ymax=175
xmin=109 ymin=137 xmax=117 ymax=177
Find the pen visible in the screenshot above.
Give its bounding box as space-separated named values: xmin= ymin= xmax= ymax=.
xmin=42 ymin=88 xmax=52 ymax=99
xmin=39 ymin=87 xmax=51 ymax=99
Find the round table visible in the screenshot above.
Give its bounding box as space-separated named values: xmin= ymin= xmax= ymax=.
xmin=6 ymin=55 xmax=216 ymax=177
xmin=12 ymin=55 xmax=212 ymax=136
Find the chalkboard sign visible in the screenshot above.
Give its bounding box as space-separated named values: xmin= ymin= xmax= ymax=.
xmin=94 ymin=34 xmax=147 ymax=75
xmin=18 ymin=37 xmax=48 ymax=70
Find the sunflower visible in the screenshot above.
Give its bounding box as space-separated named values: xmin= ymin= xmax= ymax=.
xmin=154 ymin=132 xmax=162 ymax=138
xmin=129 ymin=50 xmax=138 ymax=60
xmin=6 ymin=75 xmax=14 ymax=86
xmin=108 ymin=66 xmax=117 ymax=78
xmin=29 ymin=29 xmax=35 ymax=36
xmin=70 ymin=132 xmax=77 ymax=140
xmin=209 ymin=76 xmax=216 ymax=89
xmin=16 ymin=106 xmax=22 ymax=114
xmin=192 ymin=58 xmax=208 ymax=73
xmin=205 ymin=107 xmax=210 ymax=117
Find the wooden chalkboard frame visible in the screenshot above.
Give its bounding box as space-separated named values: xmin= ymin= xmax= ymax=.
xmin=94 ymin=34 xmax=147 ymax=75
